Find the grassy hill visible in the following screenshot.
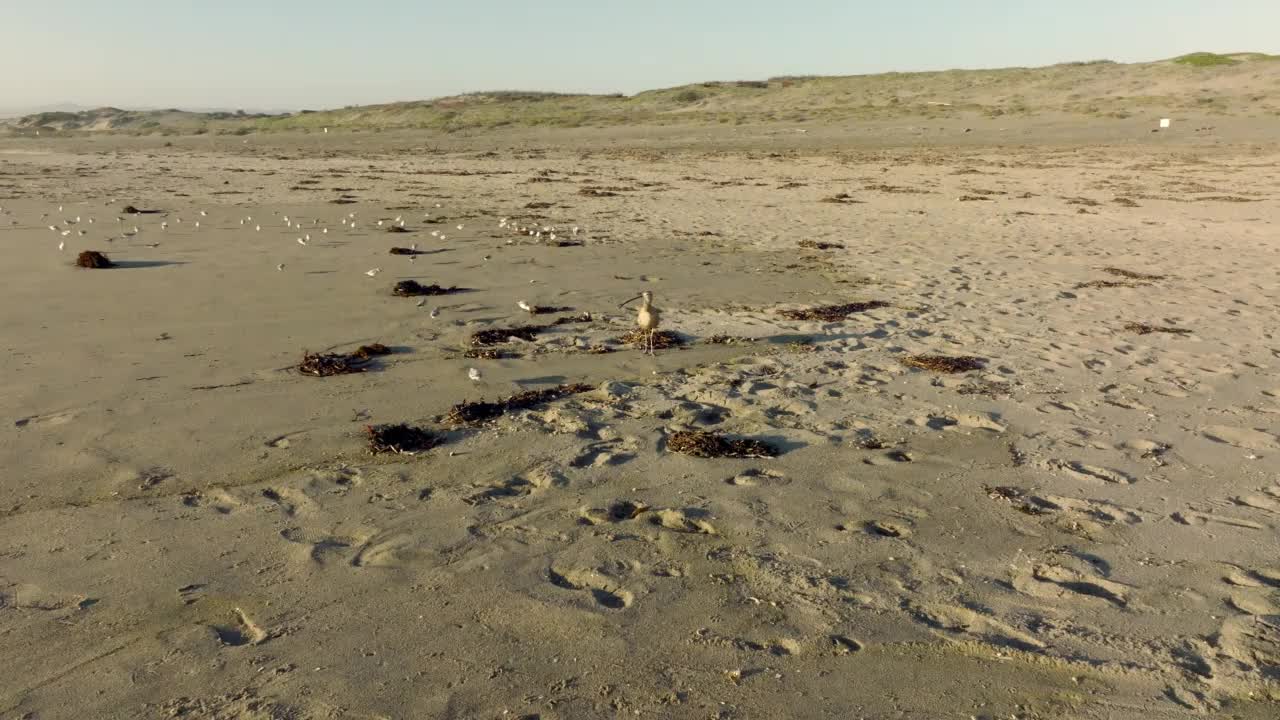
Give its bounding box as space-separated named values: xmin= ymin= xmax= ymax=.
xmin=7 ymin=52 xmax=1279 ymax=136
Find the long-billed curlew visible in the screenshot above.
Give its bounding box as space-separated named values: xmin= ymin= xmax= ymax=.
xmin=620 ymin=291 xmax=661 ymax=355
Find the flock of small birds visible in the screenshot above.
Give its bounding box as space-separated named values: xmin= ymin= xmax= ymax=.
xmin=6 ymin=201 xmax=664 ymax=384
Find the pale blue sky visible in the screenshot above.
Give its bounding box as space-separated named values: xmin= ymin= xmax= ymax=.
xmin=2 ymin=1 xmax=1275 ymax=111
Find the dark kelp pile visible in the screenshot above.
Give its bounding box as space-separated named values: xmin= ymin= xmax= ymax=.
xmin=298 ymin=352 xmax=365 ymax=377
xmin=385 ymin=226 xmax=412 ymax=233
xmin=470 ymin=325 xmax=546 ymax=347
xmin=298 ymin=343 xmax=391 ymax=376
xmin=76 ymin=250 xmax=115 ymax=268
xmin=122 ymin=205 xmax=162 ymax=214
xmin=393 ymin=280 xmax=459 ymax=297
xmin=706 ymin=334 xmax=748 ymax=345
xmin=525 ymin=305 xmax=574 ymax=315
xmin=1124 ymin=322 xmax=1192 ymax=336
xmin=351 ymin=343 xmax=392 ymax=360
xmin=365 ymin=423 xmax=442 ymax=455
xmin=617 ymin=329 xmax=683 ymax=349
xmin=779 ymin=301 xmax=890 ymax=322
xmin=798 ymin=240 xmax=845 ymax=250
xmin=388 ymin=247 xmax=425 ymax=255
xmin=668 ymin=430 xmax=779 ymax=459
xmin=446 ymin=383 xmax=594 ymax=426
xmin=900 ymin=354 xmax=985 ymax=373
xmin=552 ymin=312 xmax=593 ymax=325
xmin=1103 ymin=267 xmax=1165 ymax=281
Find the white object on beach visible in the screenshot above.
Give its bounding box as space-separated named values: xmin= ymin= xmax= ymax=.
xmin=1159 ymin=118 xmax=1171 ymax=129
xmin=468 ymin=368 xmax=482 ymax=382
xmin=365 ymin=268 xmax=381 ymax=277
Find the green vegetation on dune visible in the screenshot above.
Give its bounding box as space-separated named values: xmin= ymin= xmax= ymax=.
xmin=1171 ymin=52 xmax=1240 ymax=67
xmin=5 ymin=51 xmax=1278 ymax=137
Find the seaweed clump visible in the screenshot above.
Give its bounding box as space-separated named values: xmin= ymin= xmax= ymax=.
xmin=76 ymin=251 xmax=115 ymax=268
xmin=668 ymin=430 xmax=778 ymax=459
xmin=446 ymin=383 xmax=594 ymax=426
xmin=388 ymin=247 xmax=424 ymax=255
xmin=298 ymin=343 xmax=391 ymax=376
xmin=366 ymin=423 xmax=442 ymax=455
xmin=470 ymin=325 xmax=546 ymax=346
xmin=900 ymin=355 xmax=985 ymax=373
xmin=393 ymin=280 xmax=458 ymax=297
xmin=298 ymin=352 xmax=365 ymax=377
xmin=1124 ymin=322 xmax=1191 ymax=336
xmin=798 ymin=240 xmax=845 ymax=250
xmin=1102 ymin=267 xmax=1165 ymax=281
xmin=616 ymin=329 xmax=683 ymax=350
xmin=779 ymin=301 xmax=890 ymax=321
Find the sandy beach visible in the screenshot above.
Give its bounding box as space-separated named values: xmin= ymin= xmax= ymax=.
xmin=2 ymin=120 xmax=1279 ymax=718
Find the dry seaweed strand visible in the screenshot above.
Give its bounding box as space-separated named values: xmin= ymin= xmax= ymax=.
xmin=1124 ymin=322 xmax=1192 ymax=336
xmin=551 ymin=312 xmax=592 ymax=325
xmin=298 ymin=351 xmax=365 ymax=377
xmin=901 ymin=354 xmax=985 ymax=373
xmin=388 ymin=247 xmax=424 ymax=255
xmin=470 ymin=325 xmax=547 ymax=347
xmin=446 ymin=383 xmax=594 ymax=426
xmin=779 ymin=301 xmax=890 ymax=322
xmin=464 ymin=348 xmax=515 ymax=360
xmin=366 ymin=423 xmax=441 ymax=455
xmin=385 ymin=226 xmax=412 ymax=233
xmin=668 ymin=430 xmax=779 ymax=459
xmin=798 ymin=240 xmax=845 ymax=250
xmin=76 ymin=250 xmax=115 ymax=268
xmin=618 ymin=328 xmax=682 ymax=350
xmin=1102 ymin=267 xmax=1165 ymax=281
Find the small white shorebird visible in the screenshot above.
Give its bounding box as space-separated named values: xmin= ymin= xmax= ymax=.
xmin=365 ymin=268 xmax=381 ymax=277
xmin=468 ymin=367 xmax=482 ymax=382
xmin=517 ymin=300 xmax=534 ymax=314
xmin=620 ymin=290 xmax=661 ymax=355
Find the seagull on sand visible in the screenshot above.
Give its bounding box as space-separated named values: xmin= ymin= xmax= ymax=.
xmin=468 ymin=368 xmax=482 ymax=382
xmin=518 ymin=300 xmax=534 ymax=314
xmin=365 ymin=268 xmax=381 ymax=277
xmin=296 ymin=238 xmax=308 ymax=246
xmin=277 ymin=263 xmax=285 ymax=271
xmin=58 ymin=241 xmax=65 ymax=251
xmin=430 ymin=307 xmax=440 ymax=318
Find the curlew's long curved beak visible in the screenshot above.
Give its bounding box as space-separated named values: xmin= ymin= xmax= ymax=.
xmin=619 ymin=295 xmax=643 ymax=308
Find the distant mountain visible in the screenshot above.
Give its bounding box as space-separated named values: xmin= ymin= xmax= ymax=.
xmin=5 ymin=52 xmax=1277 ymax=135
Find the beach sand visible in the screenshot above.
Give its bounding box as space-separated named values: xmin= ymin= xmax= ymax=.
xmin=2 ymin=123 xmax=1278 ymax=718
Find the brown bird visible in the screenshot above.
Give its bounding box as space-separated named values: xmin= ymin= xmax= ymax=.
xmin=620 ymin=290 xmax=661 ymax=355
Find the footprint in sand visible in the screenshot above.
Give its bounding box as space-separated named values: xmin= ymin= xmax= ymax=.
xmin=650 ymin=509 xmax=718 ymax=535
xmin=1201 ymin=425 xmax=1279 ymax=450
xmin=13 ymin=408 xmax=80 ymax=429
xmin=1017 ymin=563 xmax=1131 ymax=608
xmin=726 ymin=468 xmax=789 ymax=487
xmin=211 ymin=607 xmax=268 ymax=647
xmin=1171 ymin=511 xmax=1266 ymax=531
xmin=907 ymin=602 xmax=1045 ymax=652
xmin=547 ymin=567 xmax=634 ymax=610
xmin=1047 ymin=459 xmax=1137 ymax=485
xmin=465 ymin=465 xmax=567 ymax=505
xmin=181 ymin=489 xmax=242 ymax=515
xmin=280 ymin=527 xmax=365 ymax=565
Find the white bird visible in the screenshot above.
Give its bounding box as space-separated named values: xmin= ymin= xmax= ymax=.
xmin=296 ymin=238 xmax=308 ymax=246
xmin=439 ymin=235 xmax=447 ymax=241
xmin=87 ymin=218 xmax=94 ymax=224
xmin=468 ymin=368 xmax=482 ymax=382
xmin=377 ymin=220 xmax=384 ymax=227
xmin=572 ymin=226 xmax=580 ymax=235
xmin=518 ymin=300 xmax=534 ymax=313
xmin=200 ymin=211 xmax=207 ymax=217
xmin=430 ymin=231 xmax=439 ymax=237
xmin=60 ymin=230 xmax=71 ymax=237
xmin=48 ymin=225 xmax=57 ymax=232
xmin=456 ymin=224 xmax=464 ymax=230
xmin=304 ymin=234 xmax=311 ymax=241
xmin=430 ymin=307 xmax=440 ymax=318
xmin=255 ymin=225 xmax=261 ymax=232
xmin=277 ymin=263 xmax=285 ymax=271
xmin=161 ymin=222 xmax=168 ymax=230
xmin=322 ymin=228 xmax=328 ymax=234
xmin=194 ymin=221 xmax=200 ymax=229
xmin=365 ymin=268 xmax=381 ymax=277
xmin=58 ymin=241 xmax=65 ymax=251
xmin=416 ymin=298 xmax=427 ymax=307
